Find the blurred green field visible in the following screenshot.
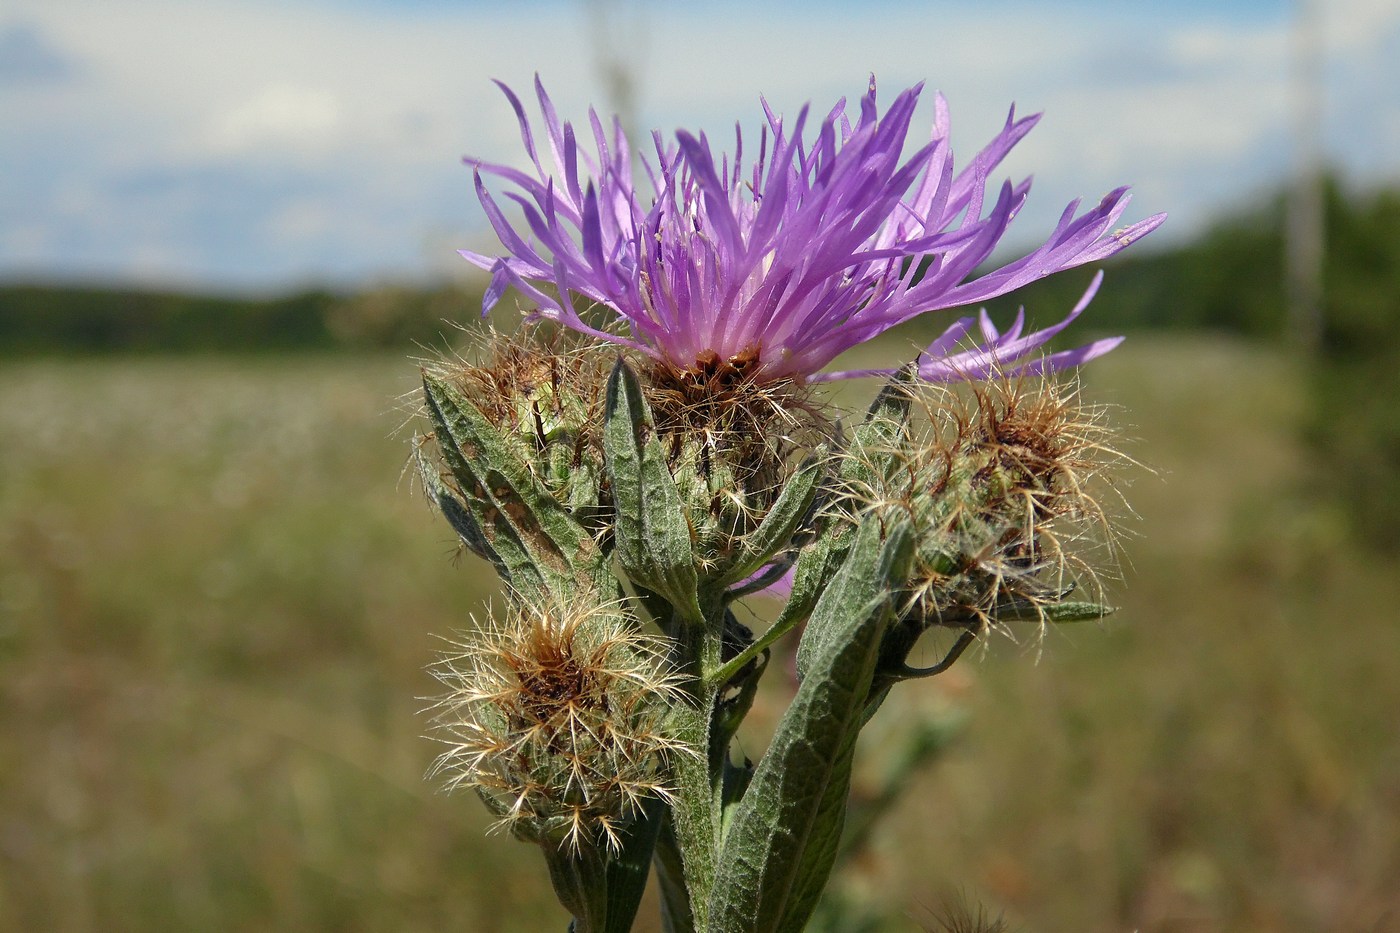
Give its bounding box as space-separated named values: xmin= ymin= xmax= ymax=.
xmin=2 ymin=341 xmax=1397 ymax=932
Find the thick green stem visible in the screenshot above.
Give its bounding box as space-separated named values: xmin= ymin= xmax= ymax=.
xmin=668 ymin=699 xmax=717 ymax=931
xmin=653 ymin=814 xmax=696 ymax=933
xmin=665 ymin=596 xmax=726 ymax=932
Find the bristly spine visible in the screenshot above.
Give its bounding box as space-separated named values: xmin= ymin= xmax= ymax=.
xmin=427 ymin=599 xmax=694 ymax=856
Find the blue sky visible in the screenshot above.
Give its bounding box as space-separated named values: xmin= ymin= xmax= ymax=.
xmin=2 ymin=0 xmax=1397 ymax=292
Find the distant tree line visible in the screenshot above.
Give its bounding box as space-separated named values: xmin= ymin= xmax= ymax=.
xmin=1306 ymin=183 xmax=1400 ymax=549
xmin=0 ymin=282 xmax=487 ymax=355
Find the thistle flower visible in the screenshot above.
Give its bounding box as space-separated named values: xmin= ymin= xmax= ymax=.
xmin=462 ymin=76 xmax=1165 ymax=386
xmin=427 ymin=601 xmax=692 ymax=855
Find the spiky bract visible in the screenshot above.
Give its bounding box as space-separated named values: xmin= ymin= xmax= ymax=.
xmin=425 ymin=324 xmax=612 ymax=520
xmin=428 ymin=601 xmax=692 ymax=855
xmin=850 ymin=374 xmax=1125 ymax=637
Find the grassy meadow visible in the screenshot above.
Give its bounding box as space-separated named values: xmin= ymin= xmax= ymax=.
xmin=2 ymin=339 xmax=1398 ymax=932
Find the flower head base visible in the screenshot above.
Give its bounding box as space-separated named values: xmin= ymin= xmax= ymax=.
xmin=638 ymin=349 xmax=830 ymax=574
xmin=428 ymin=601 xmax=692 ymax=855
xmin=463 ymin=76 xmax=1165 ymax=386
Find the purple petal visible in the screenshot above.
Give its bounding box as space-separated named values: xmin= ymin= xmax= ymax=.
xmin=460 ymin=78 xmax=1162 ymax=384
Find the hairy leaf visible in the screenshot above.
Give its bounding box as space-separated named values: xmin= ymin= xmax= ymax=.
xmin=423 ymin=373 xmax=600 ymax=598
xmin=708 ymin=518 xmax=914 ymax=933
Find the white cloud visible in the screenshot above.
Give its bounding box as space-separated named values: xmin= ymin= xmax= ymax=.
xmin=1 ymin=0 xmax=1397 ymax=288
xmin=202 ymin=85 xmax=344 ymax=157
xmin=1325 ymin=0 xmax=1400 ymax=52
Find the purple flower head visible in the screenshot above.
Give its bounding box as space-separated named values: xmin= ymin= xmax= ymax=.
xmin=462 ymin=76 xmax=1165 ymax=384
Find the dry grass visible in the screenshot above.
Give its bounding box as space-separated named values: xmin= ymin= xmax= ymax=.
xmin=2 ymin=339 xmax=1397 ymax=932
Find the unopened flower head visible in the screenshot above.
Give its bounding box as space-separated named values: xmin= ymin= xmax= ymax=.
xmin=424 ymin=325 xmax=612 ymax=518
xmin=428 ymin=601 xmax=692 ymax=855
xmin=462 ymin=76 xmax=1165 ymax=386
xmin=432 ymin=325 xmax=608 ymax=445
xmin=851 ymin=374 xmax=1126 ymax=631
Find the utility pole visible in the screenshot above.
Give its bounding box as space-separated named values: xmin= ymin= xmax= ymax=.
xmin=587 ymin=0 xmax=645 ymax=174
xmin=1286 ymin=0 xmax=1326 ymax=352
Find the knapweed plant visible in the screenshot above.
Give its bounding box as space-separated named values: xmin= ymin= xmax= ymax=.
xmin=413 ymin=77 xmax=1163 ymax=932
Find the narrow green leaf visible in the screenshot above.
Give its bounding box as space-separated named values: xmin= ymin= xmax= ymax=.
xmin=796 ymin=517 xmax=910 ymax=680
xmin=415 ymin=442 xmax=496 ymax=563
xmin=543 ymin=844 xmax=609 ymax=933
xmin=779 ymin=526 xmax=842 ymax=623
xmin=714 ymin=450 xmax=824 ymax=588
xmin=708 ymin=519 xmax=914 ymax=933
xmin=838 ymin=365 xmax=917 ymax=488
xmin=601 ymin=797 xmax=666 ymax=933
xmin=995 ymin=599 xmax=1115 ymax=623
xmin=422 ymin=402 xmax=545 ymax=595
xmin=602 ymin=360 xmax=703 ymax=621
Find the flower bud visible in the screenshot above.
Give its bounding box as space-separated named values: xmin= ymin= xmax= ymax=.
xmin=900 ymin=374 xmax=1124 ymax=629
xmin=426 ymin=325 xmax=612 ymax=523
xmin=428 ymin=600 xmax=693 ymax=855
xmin=834 ymin=373 xmax=1125 ymax=683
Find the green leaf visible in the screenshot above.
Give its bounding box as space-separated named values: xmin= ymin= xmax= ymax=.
xmin=796 ymin=517 xmax=911 ymax=680
xmin=542 ymin=843 xmax=609 ymax=933
xmin=414 ymin=442 xmax=495 ymax=563
xmin=601 ymin=797 xmax=666 ymax=933
xmin=838 ymin=365 xmax=917 ymax=488
xmin=995 ymin=599 xmax=1116 ymax=623
xmin=602 ymin=360 xmax=703 ymax=621
xmin=778 ymin=518 xmax=848 ymax=617
xmin=707 ymin=518 xmax=914 ymax=933
xmin=714 ymin=450 xmax=824 ymax=589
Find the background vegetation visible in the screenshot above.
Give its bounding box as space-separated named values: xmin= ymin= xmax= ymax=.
xmin=2 ymin=182 xmax=1398 ymax=931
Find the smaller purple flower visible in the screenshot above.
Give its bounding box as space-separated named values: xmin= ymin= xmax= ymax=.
xmin=462 ymin=76 xmax=1164 ymax=385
